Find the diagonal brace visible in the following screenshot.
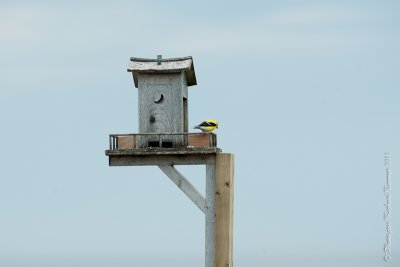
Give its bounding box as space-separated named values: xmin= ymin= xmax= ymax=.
xmin=158 ymin=165 xmax=206 ymax=214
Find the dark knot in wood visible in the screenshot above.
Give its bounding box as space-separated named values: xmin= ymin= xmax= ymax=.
xmin=149 ymin=115 xmax=156 ymax=123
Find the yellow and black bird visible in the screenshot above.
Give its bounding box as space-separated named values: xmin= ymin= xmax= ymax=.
xmin=194 ymin=120 xmax=219 ymax=132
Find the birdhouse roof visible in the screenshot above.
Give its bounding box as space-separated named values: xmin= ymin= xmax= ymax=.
xmin=128 ymin=56 xmax=197 ymax=88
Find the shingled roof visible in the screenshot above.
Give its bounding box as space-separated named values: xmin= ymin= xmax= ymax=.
xmin=127 ymin=56 xmax=197 ymax=88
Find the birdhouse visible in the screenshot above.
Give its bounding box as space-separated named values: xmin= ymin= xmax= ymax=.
xmin=106 ymin=55 xmax=217 ymax=151
xmin=127 ymin=56 xmax=197 ymax=148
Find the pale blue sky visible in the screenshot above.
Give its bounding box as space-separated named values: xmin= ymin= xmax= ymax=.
xmin=0 ymin=1 xmax=399 ymax=266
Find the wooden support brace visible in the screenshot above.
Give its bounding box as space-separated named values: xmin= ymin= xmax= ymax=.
xmin=158 ymin=165 xmax=206 ymax=213
xmin=215 ymin=153 xmax=234 ymax=267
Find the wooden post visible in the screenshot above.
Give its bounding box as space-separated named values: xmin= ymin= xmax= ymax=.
xmin=107 ymin=149 xmax=233 ymax=267
xmin=215 ymin=153 xmax=234 ymax=267
xmin=205 ymin=162 xmax=216 ymax=267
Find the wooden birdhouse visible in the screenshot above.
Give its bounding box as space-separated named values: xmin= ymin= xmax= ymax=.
xmin=107 ymin=55 xmax=217 ymax=151
xmin=127 ymin=56 xmax=196 ymax=148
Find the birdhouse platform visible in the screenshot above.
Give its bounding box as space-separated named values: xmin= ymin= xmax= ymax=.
xmin=105 ymin=132 xmax=221 ymax=166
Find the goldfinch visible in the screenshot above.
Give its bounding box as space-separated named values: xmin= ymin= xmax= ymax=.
xmin=194 ymin=120 xmax=219 ymax=132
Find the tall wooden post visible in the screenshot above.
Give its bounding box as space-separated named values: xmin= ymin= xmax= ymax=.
xmin=206 ymin=153 xmax=234 ymax=267
xmin=215 ymin=153 xmax=234 ymax=267
xmin=206 ymin=162 xmax=216 ymax=267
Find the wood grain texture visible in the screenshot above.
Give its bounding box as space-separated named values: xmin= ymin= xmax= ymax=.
xmin=188 ymin=133 xmax=212 ymax=148
xmin=158 ymin=165 xmax=206 ymax=213
xmin=128 ymin=56 xmax=196 ymax=87
xmin=215 ymin=153 xmax=234 ymax=267
xmin=129 ymin=57 xmax=192 ymax=71
xmin=139 ymin=75 xmax=183 ymax=133
xmin=138 ymin=73 xmax=185 ymax=147
xmin=117 ymin=136 xmax=135 ymax=149
xmin=108 ymin=133 xmax=217 ymax=150
xmin=106 ymin=147 xmax=221 ymax=156
xmin=206 ymin=163 xmax=216 ymax=267
xmin=108 ymin=154 xmax=216 ymax=166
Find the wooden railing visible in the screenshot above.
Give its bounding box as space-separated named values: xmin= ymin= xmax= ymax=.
xmin=109 ymin=133 xmax=217 ymax=150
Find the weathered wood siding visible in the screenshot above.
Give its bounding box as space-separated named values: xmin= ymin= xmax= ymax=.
xmin=137 ymin=73 xmax=186 ymax=147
